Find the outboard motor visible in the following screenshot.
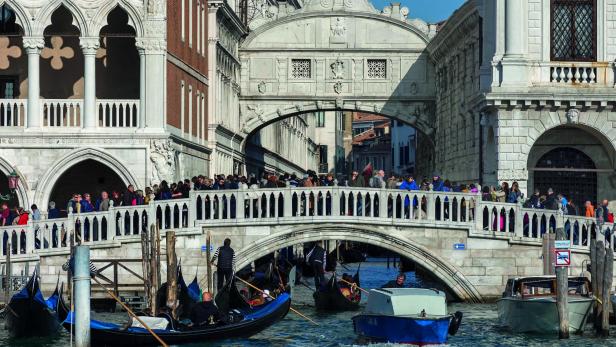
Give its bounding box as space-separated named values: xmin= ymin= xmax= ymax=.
xmin=448 ymin=311 xmax=463 ymax=335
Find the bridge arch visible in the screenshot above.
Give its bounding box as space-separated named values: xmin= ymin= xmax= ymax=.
xmin=235 ymin=223 xmax=483 ymax=303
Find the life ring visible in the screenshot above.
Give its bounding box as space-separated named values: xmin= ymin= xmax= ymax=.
xmin=448 ymin=311 xmax=463 ymax=336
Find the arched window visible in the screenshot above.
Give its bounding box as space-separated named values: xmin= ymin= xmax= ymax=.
xmin=533 ymin=147 xmax=596 ymax=210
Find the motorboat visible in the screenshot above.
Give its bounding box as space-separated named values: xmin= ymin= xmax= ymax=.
xmin=497 ymin=276 xmax=593 ymax=333
xmin=352 ymin=288 xmax=462 ymax=345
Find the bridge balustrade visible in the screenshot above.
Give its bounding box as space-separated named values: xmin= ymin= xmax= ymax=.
xmin=0 ymin=187 xmax=613 ymax=258
xmin=192 ymin=188 xmax=478 ymax=224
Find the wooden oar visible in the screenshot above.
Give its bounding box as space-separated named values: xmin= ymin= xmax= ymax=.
xmin=234 ymin=275 xmax=319 ymax=326
xmin=92 ymin=276 xmax=169 ymax=347
xmin=338 ymin=277 xmax=370 ymax=294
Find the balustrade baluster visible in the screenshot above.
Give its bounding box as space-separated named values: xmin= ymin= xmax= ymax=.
xmin=589 ymin=68 xmax=596 ymax=83
xmin=566 ymin=68 xmax=573 ymax=83
xmin=574 ymin=68 xmax=581 ymax=83
xmin=551 ymin=68 xmax=558 ymax=82
xmin=236 ymin=193 xmax=245 ymax=220
xmin=379 ymin=191 xmax=387 ymax=219
xmin=581 ymin=69 xmax=589 ymax=83
xmin=514 ymin=206 xmax=523 ymax=237
xmin=331 ymin=188 xmax=339 ymax=217
xmin=391 ymin=194 xmax=397 ymax=220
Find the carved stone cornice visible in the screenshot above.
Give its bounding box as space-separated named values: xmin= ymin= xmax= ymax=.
xmin=135 ymin=38 xmax=167 ymax=54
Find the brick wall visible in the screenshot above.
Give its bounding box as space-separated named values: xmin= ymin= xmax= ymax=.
xmin=167 ymin=0 xmax=208 ymax=141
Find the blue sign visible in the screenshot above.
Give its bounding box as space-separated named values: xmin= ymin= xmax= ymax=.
xmin=201 ymin=245 xmax=214 ymax=252
xmin=453 ymin=243 xmax=466 ymax=250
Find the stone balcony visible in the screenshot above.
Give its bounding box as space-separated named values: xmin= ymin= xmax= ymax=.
xmin=532 ymin=61 xmax=615 ymax=87
xmin=0 ymin=99 xmax=141 ymax=131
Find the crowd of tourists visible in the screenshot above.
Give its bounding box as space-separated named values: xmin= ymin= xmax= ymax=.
xmin=0 ymin=168 xmax=611 ymax=225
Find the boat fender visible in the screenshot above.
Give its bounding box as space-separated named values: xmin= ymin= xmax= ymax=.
xmin=448 ymin=311 xmax=463 ymax=336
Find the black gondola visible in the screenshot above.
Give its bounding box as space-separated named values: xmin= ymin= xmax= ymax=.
xmin=313 ymin=267 xmax=361 ymax=311
xmin=5 ymin=271 xmax=62 ymax=338
xmin=62 ymin=290 xmax=291 ymax=346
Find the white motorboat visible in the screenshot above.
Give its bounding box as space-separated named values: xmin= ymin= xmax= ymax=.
xmin=497 ymin=276 xmax=594 ymax=334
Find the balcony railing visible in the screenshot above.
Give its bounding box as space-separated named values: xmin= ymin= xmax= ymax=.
xmin=535 ymin=61 xmax=614 ymax=86
xmin=97 ymin=100 xmax=139 ymax=128
xmin=0 ymin=99 xmax=141 ymax=129
xmin=41 ymin=99 xmax=83 ymax=127
xmin=0 ymin=99 xmax=26 ymax=127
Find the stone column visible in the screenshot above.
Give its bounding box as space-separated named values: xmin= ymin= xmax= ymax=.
xmin=501 ymin=0 xmax=528 ymax=85
xmin=80 ymin=37 xmax=100 ymax=129
xmin=504 ymin=0 xmax=525 ymax=58
xmin=136 ymin=38 xmax=166 ymax=130
xmin=23 ymin=37 xmax=44 ymax=129
xmin=138 ymin=47 xmax=146 ymax=129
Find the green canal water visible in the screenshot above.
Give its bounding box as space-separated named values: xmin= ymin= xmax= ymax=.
xmin=2 ymin=261 xmax=616 ymax=346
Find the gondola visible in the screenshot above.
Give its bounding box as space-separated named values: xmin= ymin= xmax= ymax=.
xmin=313 ymin=267 xmax=361 ymax=311
xmin=5 ymin=271 xmax=62 ymax=338
xmin=62 ymin=288 xmax=291 ymax=346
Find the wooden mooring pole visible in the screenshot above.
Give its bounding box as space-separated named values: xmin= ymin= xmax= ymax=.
xmin=555 ymin=225 xmax=568 ymax=339
xmin=4 ymin=241 xmax=10 ymax=304
xmin=140 ymin=231 xmax=151 ymax=313
xmin=594 ymin=241 xmax=606 ymax=333
xmin=166 ymin=230 xmax=178 ymax=319
xmin=600 ymin=246 xmax=613 ymax=336
xmin=150 ymin=224 xmax=160 ymax=315
xmin=590 ymin=239 xmax=598 ymax=324
xmin=206 ymin=230 xmax=212 ymax=293
xmin=74 ymin=246 xmax=91 ymax=347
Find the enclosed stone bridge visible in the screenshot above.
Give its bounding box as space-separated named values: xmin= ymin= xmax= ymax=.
xmin=0 ymin=187 xmax=611 ymax=302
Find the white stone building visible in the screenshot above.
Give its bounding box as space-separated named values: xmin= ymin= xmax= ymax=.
xmin=314 ymin=111 xmax=346 ymax=175
xmin=0 ymin=0 xmax=174 ymax=211
xmin=207 ymin=0 xmax=319 ymax=176
xmin=427 ymin=0 xmax=616 ymax=208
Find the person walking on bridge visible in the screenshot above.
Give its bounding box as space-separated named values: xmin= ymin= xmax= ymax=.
xmin=211 ymin=238 xmax=236 ymax=291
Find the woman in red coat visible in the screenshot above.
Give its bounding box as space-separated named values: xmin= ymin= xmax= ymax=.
xmin=16 ymin=207 xmax=29 ymax=225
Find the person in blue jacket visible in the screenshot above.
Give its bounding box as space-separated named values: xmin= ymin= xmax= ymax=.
xmin=400 ymin=176 xmax=418 ymax=191
xmin=431 ymin=173 xmax=444 ymax=192
xmin=400 ymin=176 xmax=419 ymax=218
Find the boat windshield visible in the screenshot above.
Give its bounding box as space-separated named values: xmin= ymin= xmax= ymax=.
xmin=510 ymin=277 xmax=590 ymax=298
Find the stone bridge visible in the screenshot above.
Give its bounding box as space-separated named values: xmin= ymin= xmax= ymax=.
xmin=0 ymin=187 xmax=612 ymax=302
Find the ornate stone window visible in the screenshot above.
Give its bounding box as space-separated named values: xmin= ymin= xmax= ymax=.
xmin=367 ymin=59 xmax=387 ymax=79
xmin=550 ymin=0 xmax=596 ymax=61
xmin=291 ymin=59 xmax=311 ymax=79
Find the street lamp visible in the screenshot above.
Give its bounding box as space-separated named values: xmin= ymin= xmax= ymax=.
xmin=7 ymin=170 xmax=19 ymax=192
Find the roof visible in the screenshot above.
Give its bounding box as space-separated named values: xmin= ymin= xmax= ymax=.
xmin=353 ymin=112 xmax=390 ymax=123
xmin=352 ymin=129 xmax=377 ymax=144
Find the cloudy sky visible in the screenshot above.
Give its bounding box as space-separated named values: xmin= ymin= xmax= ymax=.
xmin=369 ymin=0 xmax=467 ymax=23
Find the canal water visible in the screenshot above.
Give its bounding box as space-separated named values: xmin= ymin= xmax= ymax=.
xmin=2 ymin=260 xmax=616 ymax=346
